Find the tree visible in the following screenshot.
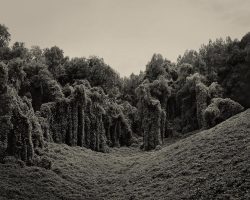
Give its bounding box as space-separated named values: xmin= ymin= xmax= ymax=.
xmin=11 ymin=42 xmax=29 ymax=59
xmin=145 ymin=54 xmax=165 ymax=81
xmin=29 ymin=46 xmax=45 ymax=62
xmin=135 ymin=83 xmax=165 ymax=150
xmin=240 ymin=32 xmax=250 ymax=49
xmin=44 ymin=46 xmax=65 ymax=78
xmin=88 ymin=56 xmax=122 ymax=92
xmin=121 ymin=71 xmax=144 ymax=106
xmin=64 ymin=57 xmax=89 ymax=81
xmin=44 ymin=46 xmax=64 ymax=67
xmin=0 ymin=24 xmax=11 ymax=47
xmin=177 ymin=50 xmax=206 ymax=75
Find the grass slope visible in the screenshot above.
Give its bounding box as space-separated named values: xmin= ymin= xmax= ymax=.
xmin=0 ymin=109 xmax=250 ymax=200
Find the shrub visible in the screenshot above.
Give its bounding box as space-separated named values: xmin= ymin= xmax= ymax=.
xmin=203 ymin=98 xmax=244 ymax=128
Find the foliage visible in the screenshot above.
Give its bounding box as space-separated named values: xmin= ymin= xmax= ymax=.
xmin=149 ymin=76 xmax=171 ymax=109
xmin=64 ymin=57 xmax=89 ymax=81
xmin=22 ymin=61 xmax=63 ymax=110
xmin=208 ymin=82 xmax=223 ymax=98
xmin=203 ymin=98 xmax=244 ymax=128
xmin=44 ymin=46 xmax=66 ymax=79
xmin=0 ymin=23 xmax=248 ymax=157
xmin=0 ymin=63 xmax=43 ymax=163
xmin=145 ymin=54 xmax=166 ymax=81
xmin=64 ymin=56 xmax=122 ymax=93
xmin=121 ymin=72 xmax=144 ymax=106
xmin=7 ymin=58 xmax=26 ymax=90
xmin=0 ymin=62 xmax=8 ymax=91
xmin=240 ymin=32 xmax=250 ymax=48
xmin=44 ymin=46 xmax=65 ymax=67
xmin=135 ymin=81 xmax=166 ymax=150
xmin=29 ymin=45 xmax=45 ymax=62
xmin=0 ymin=24 xmax=11 ymax=47
xmin=11 ymin=42 xmax=29 ymax=60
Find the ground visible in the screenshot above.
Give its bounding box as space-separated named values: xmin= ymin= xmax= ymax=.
xmin=0 ymin=110 xmax=250 ymax=200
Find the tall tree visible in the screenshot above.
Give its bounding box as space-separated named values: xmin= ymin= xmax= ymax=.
xmin=0 ymin=24 xmax=11 ymax=47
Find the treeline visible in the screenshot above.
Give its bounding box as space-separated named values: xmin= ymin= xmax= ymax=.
xmin=0 ymin=24 xmax=249 ymax=164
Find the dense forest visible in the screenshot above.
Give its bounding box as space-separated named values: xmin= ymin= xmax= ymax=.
xmin=0 ymin=23 xmax=249 ymax=165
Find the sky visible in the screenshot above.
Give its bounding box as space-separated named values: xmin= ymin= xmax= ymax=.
xmin=0 ymin=0 xmax=250 ymax=77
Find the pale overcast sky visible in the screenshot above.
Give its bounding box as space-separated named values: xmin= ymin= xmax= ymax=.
xmin=0 ymin=0 xmax=250 ymax=76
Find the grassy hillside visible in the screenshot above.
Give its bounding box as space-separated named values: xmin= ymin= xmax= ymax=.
xmin=0 ymin=109 xmax=250 ymax=200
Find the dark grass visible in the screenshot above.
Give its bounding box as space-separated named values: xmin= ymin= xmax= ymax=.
xmin=0 ymin=109 xmax=250 ymax=200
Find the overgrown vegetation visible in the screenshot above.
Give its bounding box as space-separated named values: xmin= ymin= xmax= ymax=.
xmin=0 ymin=109 xmax=249 ymax=200
xmin=0 ymin=23 xmax=248 ymax=165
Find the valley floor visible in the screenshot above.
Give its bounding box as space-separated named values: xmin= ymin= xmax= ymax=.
xmin=0 ymin=110 xmax=250 ymax=200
